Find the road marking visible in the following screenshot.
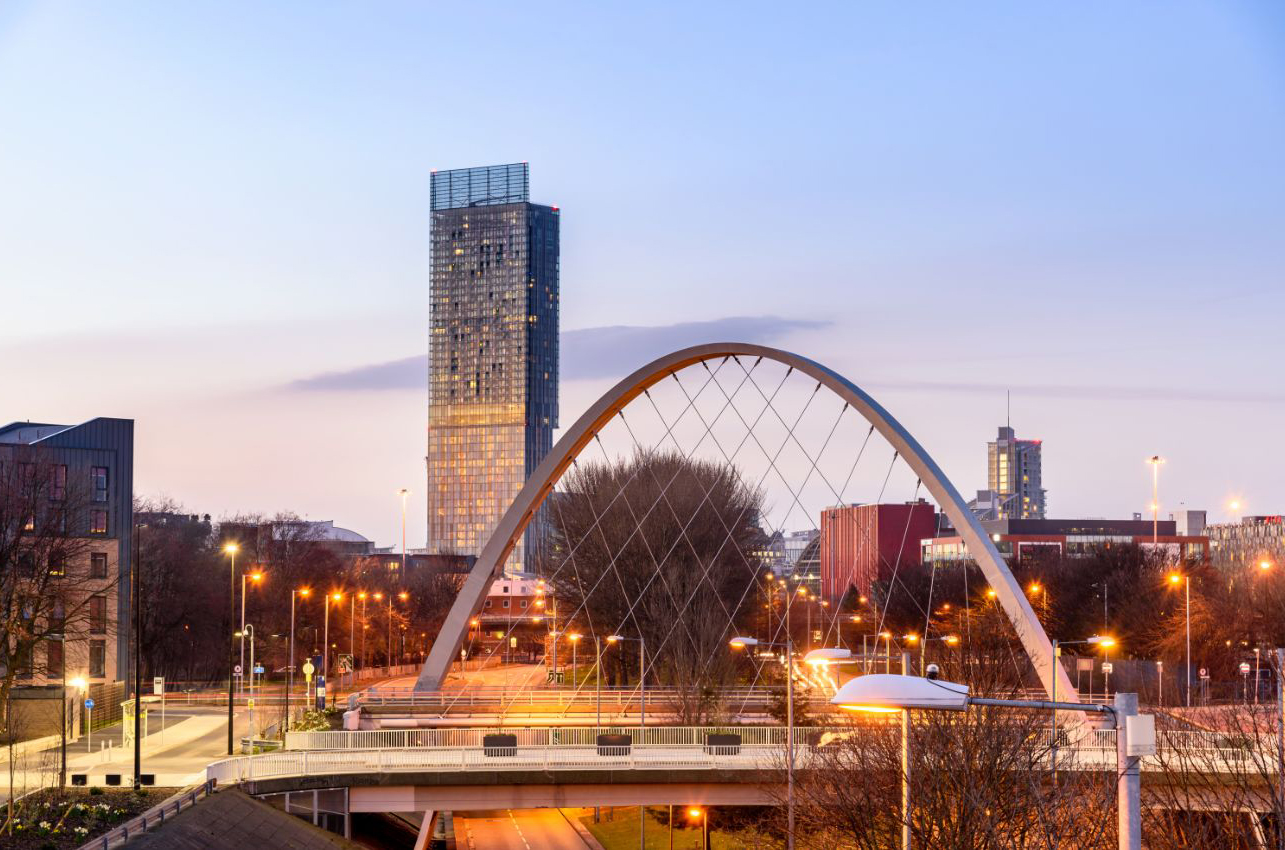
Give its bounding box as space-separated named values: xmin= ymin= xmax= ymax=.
xmin=507 ymin=809 xmax=533 ymax=850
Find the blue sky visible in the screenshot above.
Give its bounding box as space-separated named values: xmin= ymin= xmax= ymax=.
xmin=2 ymin=2 xmax=1282 ymax=546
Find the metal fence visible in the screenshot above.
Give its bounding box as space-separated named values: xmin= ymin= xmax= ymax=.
xmin=285 ymin=725 xmax=844 ymax=750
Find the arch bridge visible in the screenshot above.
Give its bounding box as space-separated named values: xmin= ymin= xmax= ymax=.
xmin=415 ymin=343 xmax=1075 ymax=705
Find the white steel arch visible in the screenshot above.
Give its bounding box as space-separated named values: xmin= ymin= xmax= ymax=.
xmin=415 ymin=343 xmax=1076 ymax=705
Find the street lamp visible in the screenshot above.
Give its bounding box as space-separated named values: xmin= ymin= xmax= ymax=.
xmin=222 ymin=542 xmax=239 ymax=755
xmin=832 ymin=674 xmax=1135 ymax=850
xmin=567 ymin=632 xmax=582 ymax=685
xmin=235 ymin=624 xmax=257 ymax=739
xmin=605 ymin=634 xmax=646 ymax=727
xmin=1147 ymin=456 xmax=1165 ymax=545
xmin=358 ymin=592 xmax=368 ymax=672
xmin=1050 ymin=636 xmax=1114 ymax=781
xmin=731 ymin=636 xmax=796 ymax=850
xmin=1167 ymin=573 xmax=1191 ymax=707
xmin=240 ymin=570 xmax=264 ymax=705
xmin=397 ymin=488 xmax=410 ymax=580
xmin=324 ymin=592 xmax=343 ymax=704
xmin=288 ymin=588 xmax=309 ymax=732
xmin=607 ymin=632 xmax=647 ymax=850
xmin=688 ymin=807 xmax=710 ymax=850
xmin=69 ymin=676 xmax=88 ymax=756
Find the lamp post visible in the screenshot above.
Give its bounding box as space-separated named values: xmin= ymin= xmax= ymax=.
xmin=1050 ymin=636 xmax=1115 ymax=782
xmin=607 ymin=633 xmax=648 ymax=850
xmin=594 ymin=636 xmax=602 ymax=726
xmin=731 ymin=635 xmax=795 ymax=850
xmin=288 ymin=589 xmax=309 ymax=732
xmin=358 ymin=592 xmax=368 ymax=672
xmin=688 ymin=807 xmax=710 ymax=850
xmin=237 ymin=624 xmax=256 ymax=739
xmin=69 ymin=675 xmax=87 ymax=767
xmin=1255 ymin=647 xmax=1262 ymax=706
xmin=568 ymin=632 xmax=582 ymax=686
xmin=240 ymin=570 xmax=263 ymax=708
xmin=324 ymin=592 xmax=342 ymax=707
xmin=1147 ymin=456 xmax=1164 ymax=545
xmin=1168 ymin=573 xmax=1191 ymax=707
xmin=222 ymin=543 xmax=238 ymax=755
xmin=398 ymin=488 xmax=410 ymax=581
xmin=832 ymin=674 xmax=1137 ymax=850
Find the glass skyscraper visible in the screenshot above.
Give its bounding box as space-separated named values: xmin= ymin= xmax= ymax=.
xmin=427 ymin=163 xmax=559 ymax=575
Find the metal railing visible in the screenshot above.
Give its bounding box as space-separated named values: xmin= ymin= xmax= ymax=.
xmin=356 ymin=685 xmax=805 ymax=711
xmin=285 ymin=725 xmax=842 ymax=750
xmin=92 ymin=780 xmax=215 ymax=849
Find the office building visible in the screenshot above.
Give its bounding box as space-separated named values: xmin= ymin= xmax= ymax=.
xmin=0 ymin=418 xmax=134 ymax=685
xmin=970 ymin=425 xmax=1046 ymax=520
xmin=819 ymin=502 xmax=938 ymax=604
xmin=922 ymin=517 xmax=1209 ymax=566
xmin=427 ymin=163 xmax=559 ymax=575
xmin=1208 ymin=515 xmax=1284 ymax=570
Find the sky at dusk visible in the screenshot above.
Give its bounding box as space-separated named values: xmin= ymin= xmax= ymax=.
xmin=2 ymin=2 xmax=1283 ymax=548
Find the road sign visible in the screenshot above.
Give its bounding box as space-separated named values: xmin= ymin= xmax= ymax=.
xmin=254 ymin=665 xmax=264 ymax=675
xmin=1240 ymin=662 xmax=1252 ymax=674
xmin=302 ymin=661 xmax=315 ymax=682
xmin=153 ymin=677 xmax=164 ymax=695
xmin=1199 ymin=667 xmax=1209 ymax=678
xmin=338 ymin=654 xmax=353 ymax=673
xmin=1102 ymin=662 xmax=1114 ymax=674
xmin=84 ymin=698 xmax=95 ymax=710
xmin=234 ymin=664 xmax=243 ymax=675
xmin=247 ymin=698 xmax=254 ymax=709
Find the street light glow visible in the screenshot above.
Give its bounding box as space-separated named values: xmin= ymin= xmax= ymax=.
xmin=1260 ymin=560 xmax=1274 ymax=571
xmin=223 ymin=543 xmax=239 ymax=555
xmin=331 ymin=592 xmax=343 ymax=602
xmin=298 ymin=588 xmax=311 ymax=597
xmin=688 ymin=808 xmax=703 ymax=819
xmin=70 ymin=676 xmax=87 ymax=690
xmin=399 ymin=592 xmax=409 ymax=601
xmin=249 ymin=571 xmax=264 ymax=583
xmin=729 ymin=636 xmax=756 ymax=649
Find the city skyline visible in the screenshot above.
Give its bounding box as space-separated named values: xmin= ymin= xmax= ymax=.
xmin=2 ymin=2 xmax=1283 ymax=546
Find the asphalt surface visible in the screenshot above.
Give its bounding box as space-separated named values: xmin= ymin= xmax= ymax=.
xmin=456 ymin=809 xmax=588 ymax=850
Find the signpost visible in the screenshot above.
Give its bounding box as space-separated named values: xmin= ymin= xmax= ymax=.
xmin=153 ymin=677 xmax=165 ymax=744
xmin=84 ymin=698 xmax=95 ymax=751
xmin=316 ymin=675 xmax=326 ymax=711
xmin=302 ymin=660 xmax=315 ymax=708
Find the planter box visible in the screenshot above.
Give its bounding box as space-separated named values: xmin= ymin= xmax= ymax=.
xmin=483 ymin=733 xmax=518 ymax=757
xmin=597 ymin=734 xmax=632 ymax=756
xmin=704 ymin=733 xmax=742 ymax=755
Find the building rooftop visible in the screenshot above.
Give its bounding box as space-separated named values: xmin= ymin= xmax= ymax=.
xmin=430 ymin=162 xmax=530 ymax=210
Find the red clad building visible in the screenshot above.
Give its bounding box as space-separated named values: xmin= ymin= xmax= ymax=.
xmin=819 ymin=501 xmax=939 ymax=605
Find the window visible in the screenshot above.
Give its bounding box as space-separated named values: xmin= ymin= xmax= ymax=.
xmin=47 ymin=639 xmax=63 ymax=678
xmin=51 ymin=465 xmax=66 ymax=500
xmin=90 ymin=553 xmax=108 ymax=579
xmin=89 ymin=640 xmax=105 ymax=678
xmin=520 ymin=599 xmax=527 ymax=609
xmin=502 ymin=598 xmax=510 ymax=609
xmin=484 ymin=599 xmax=492 ymax=609
xmin=90 ymin=510 xmax=107 ymax=534
xmin=91 ymin=467 xmax=108 ymax=503
xmin=89 ymin=595 xmax=107 ymax=634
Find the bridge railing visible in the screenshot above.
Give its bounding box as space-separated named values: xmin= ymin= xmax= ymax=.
xmin=213 ymin=727 xmax=1285 ymax=787
xmin=355 ymin=686 xmax=796 ymax=710
xmin=284 ymin=725 xmax=846 ymax=751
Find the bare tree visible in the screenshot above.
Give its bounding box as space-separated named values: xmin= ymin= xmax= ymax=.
xmin=547 ymin=449 xmax=766 ymax=721
xmin=0 ymin=447 xmax=118 ymax=719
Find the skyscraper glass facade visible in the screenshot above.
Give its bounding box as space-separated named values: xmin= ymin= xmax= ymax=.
xmin=986 ymin=425 xmax=1046 ymax=520
xmin=427 ymin=163 xmax=558 ymax=575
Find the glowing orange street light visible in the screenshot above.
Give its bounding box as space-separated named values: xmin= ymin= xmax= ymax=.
xmin=1260 ymin=560 xmax=1274 ymax=571
xmin=986 ymin=589 xmax=997 ymax=599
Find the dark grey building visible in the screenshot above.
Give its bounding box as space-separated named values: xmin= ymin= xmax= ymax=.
xmin=0 ymin=418 xmax=134 ymax=683
xmin=426 ymin=163 xmax=559 ymax=575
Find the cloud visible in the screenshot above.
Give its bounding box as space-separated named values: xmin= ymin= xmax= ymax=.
xmin=284 ymin=315 xmax=829 ymax=392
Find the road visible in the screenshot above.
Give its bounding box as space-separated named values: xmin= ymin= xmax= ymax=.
xmin=3 ymin=705 xmax=253 ymax=801
xmin=455 ymin=808 xmax=589 ymax=849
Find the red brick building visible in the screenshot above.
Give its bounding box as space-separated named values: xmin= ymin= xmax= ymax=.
xmin=820 ymin=501 xmax=939 ymax=605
